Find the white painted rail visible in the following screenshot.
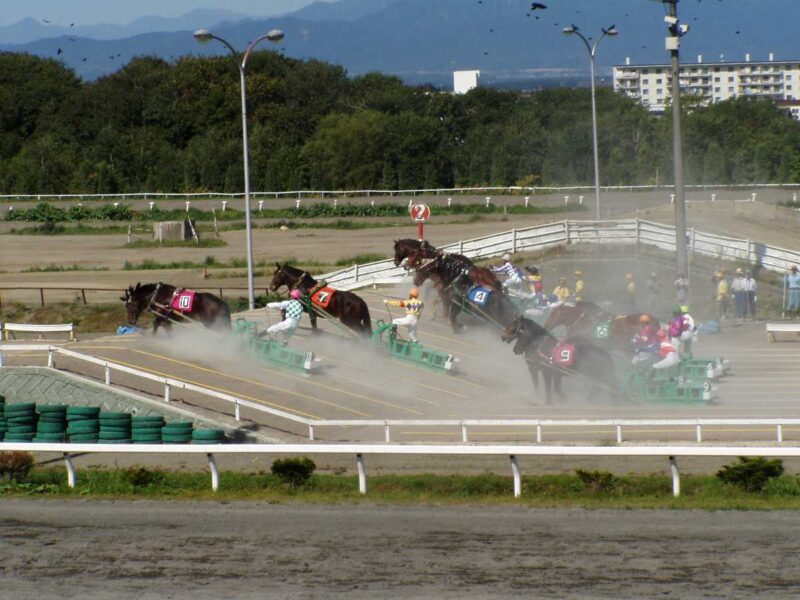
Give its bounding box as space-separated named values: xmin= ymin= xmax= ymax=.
xmin=6 ymin=442 xmax=800 ymax=498
xmin=2 ymin=323 xmax=75 ymax=341
xmin=1 ymin=346 xmax=799 ymax=445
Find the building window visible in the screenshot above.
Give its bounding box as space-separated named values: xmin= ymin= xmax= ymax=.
xmin=728 ymin=87 xmax=734 ymax=92
xmin=728 ymin=77 xmax=734 ymax=82
xmin=642 ymin=69 xmax=649 ymax=74
xmin=787 ymin=85 xmax=793 ymax=90
xmin=715 ymin=87 xmax=721 ymax=93
xmin=656 ymin=79 xmax=662 ymax=84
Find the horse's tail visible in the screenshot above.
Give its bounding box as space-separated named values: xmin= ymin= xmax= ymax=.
xmin=360 ymin=302 xmax=372 ymax=336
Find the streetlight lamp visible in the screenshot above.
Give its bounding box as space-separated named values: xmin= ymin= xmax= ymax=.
xmin=563 ymin=24 xmax=618 ymax=221
xmin=194 ymin=27 xmax=285 ymax=311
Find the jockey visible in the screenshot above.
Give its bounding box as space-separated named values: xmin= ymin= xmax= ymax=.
xmin=625 ymin=272 xmax=637 ymax=310
xmin=652 ymin=329 xmax=680 ymax=371
xmin=384 ymin=288 xmax=424 ymax=343
xmin=492 ymin=254 xmax=523 ymax=290
xmin=264 ymin=289 xmax=305 ymax=344
xmin=574 ymin=269 xmax=585 ymax=302
xmin=522 ymin=265 xmax=543 ymax=296
xmin=552 ymin=277 xmax=571 ymax=303
xmin=667 ymin=306 xmax=685 ymax=350
xmin=631 ymin=314 xmax=659 ymax=364
xmin=679 ymin=304 xmax=696 ymax=356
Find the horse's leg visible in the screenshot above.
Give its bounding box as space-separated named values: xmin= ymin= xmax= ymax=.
xmin=309 ymin=309 xmax=318 ymax=332
xmin=152 ymin=317 xmax=161 ymax=335
xmin=449 ymin=303 xmax=464 ymax=333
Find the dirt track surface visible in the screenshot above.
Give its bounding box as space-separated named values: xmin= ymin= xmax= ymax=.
xmin=2 ymin=499 xmax=799 ymax=599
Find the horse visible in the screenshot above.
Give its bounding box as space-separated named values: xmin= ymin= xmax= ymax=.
xmin=269 ymin=263 xmax=372 ymax=337
xmin=543 ymin=302 xmax=660 ymax=354
xmin=501 ymin=315 xmax=618 ymax=404
xmin=121 ymin=282 xmax=231 ymax=334
xmin=414 ymin=253 xmax=517 ymax=333
xmin=393 ymin=239 xmax=438 ymax=267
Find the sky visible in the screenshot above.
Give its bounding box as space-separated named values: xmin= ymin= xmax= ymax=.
xmin=0 ymin=0 xmax=325 ymax=26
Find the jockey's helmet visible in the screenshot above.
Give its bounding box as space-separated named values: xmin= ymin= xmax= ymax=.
xmin=625 ymin=273 xmax=634 ymax=280
xmin=408 ymin=288 xmax=419 ymax=298
xmin=639 ymin=314 xmax=650 ymax=323
xmin=656 ymin=329 xmax=667 ymax=340
xmin=735 ymin=267 xmax=744 ymax=274
xmin=502 ymin=254 xmax=511 ymax=262
xmin=289 ymin=289 xmax=302 ymax=300
xmin=559 ymin=277 xmax=566 ymax=283
xmin=574 ymin=269 xmax=583 ymax=277
xmin=672 ymin=306 xmax=682 ymax=314
xmin=527 ymin=265 xmax=539 ymax=275
xmin=680 ymin=305 xmax=690 ymax=314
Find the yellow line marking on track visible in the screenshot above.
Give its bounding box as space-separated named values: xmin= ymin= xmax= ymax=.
xmin=68 ymin=346 xmax=131 ymax=351
xmin=92 ymin=354 xmax=325 ymax=420
xmin=123 ymin=349 xmax=371 ymax=418
xmin=250 ymin=364 xmax=425 ymax=416
xmin=318 ymin=354 xmax=472 ymax=399
xmin=310 ymin=368 xmax=440 ymax=407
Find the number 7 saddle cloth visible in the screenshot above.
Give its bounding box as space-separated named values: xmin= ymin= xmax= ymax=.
xmin=311 ymin=286 xmax=336 ymax=309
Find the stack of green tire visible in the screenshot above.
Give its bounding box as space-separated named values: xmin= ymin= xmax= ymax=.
xmin=66 ymin=406 xmax=100 ymax=443
xmin=99 ymin=411 xmax=132 ymax=444
xmin=4 ymin=402 xmax=37 ymax=442
xmin=191 ymin=429 xmax=227 ymax=444
xmin=34 ymin=404 xmax=68 ymax=443
xmin=131 ymin=415 xmax=165 ymax=444
xmin=0 ymin=395 xmax=6 ymax=441
xmin=162 ymin=421 xmax=194 ymax=444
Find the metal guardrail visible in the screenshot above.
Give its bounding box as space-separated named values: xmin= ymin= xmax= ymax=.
xmin=5 ymin=441 xmax=800 ymax=497
xmin=2 ymin=346 xmax=800 ymax=446
xmin=1 ymin=183 xmax=799 ymax=202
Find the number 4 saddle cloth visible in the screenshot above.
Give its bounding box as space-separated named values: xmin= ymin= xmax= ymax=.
xmin=310 ymin=286 xmax=336 ymax=309
xmin=170 ymin=289 xmax=196 ymax=312
xmin=466 ymin=285 xmax=493 ymax=307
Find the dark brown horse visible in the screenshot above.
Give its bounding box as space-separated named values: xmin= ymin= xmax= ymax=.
xmin=543 ymin=302 xmax=660 ymax=354
xmin=501 ymin=315 xmax=617 ymax=404
xmin=393 ymin=239 xmax=438 ymax=267
xmin=414 ymin=253 xmax=517 ymax=333
xmin=121 ymin=282 xmax=231 ymax=334
xmin=269 ymin=263 xmax=372 ymax=337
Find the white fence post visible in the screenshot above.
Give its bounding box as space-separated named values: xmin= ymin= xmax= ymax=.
xmin=511 ymin=228 xmax=517 ymax=252
xmin=235 ymin=401 xmax=241 ymax=422
xmin=64 ymin=453 xmax=76 ymax=488
xmin=354 ymin=263 xmax=360 ymax=282
xmin=669 ymin=456 xmax=680 ymax=497
xmin=385 ymin=420 xmax=391 ymax=443
xmin=564 ymin=220 xmax=571 ymax=243
xmin=616 ymin=424 xmax=623 ymax=444
xmin=207 ymin=453 xmax=219 ymax=492
xmin=461 ymin=422 xmax=468 ymax=443
xmin=356 ymin=453 xmax=367 ymax=495
xmin=104 ymin=365 xmax=111 ymax=385
xmin=536 ymin=424 xmax=542 ymax=443
xmin=308 ymin=424 xmax=315 ymax=441
xmin=510 ymin=455 xmax=521 ymax=498
xmin=48 ymin=349 xmax=54 ymax=368
xmin=164 ymin=383 xmax=171 ymax=403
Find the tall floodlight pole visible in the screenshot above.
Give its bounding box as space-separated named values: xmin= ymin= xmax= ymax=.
xmin=563 ymin=24 xmax=619 ymax=221
xmin=194 ymin=28 xmax=285 ymax=311
xmin=661 ymin=1 xmax=689 ymax=284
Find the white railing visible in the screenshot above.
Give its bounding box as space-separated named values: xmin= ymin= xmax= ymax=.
xmin=2 ymin=346 xmax=799 ymax=446
xmin=5 ymin=441 xmax=800 ymax=497
xmin=2 ymin=322 xmax=75 ymax=341
xmin=1 ymin=183 xmax=799 ymax=202
xmin=317 ymin=218 xmax=800 ymax=289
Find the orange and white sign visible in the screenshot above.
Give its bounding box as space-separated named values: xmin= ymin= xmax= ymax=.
xmin=410 ymin=203 xmax=430 ymax=223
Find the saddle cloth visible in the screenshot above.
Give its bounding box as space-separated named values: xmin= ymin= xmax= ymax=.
xmin=466 ymin=285 xmax=493 ymax=307
xmin=311 ymin=286 xmax=336 ymax=309
xmin=171 ymin=290 xmax=196 ymax=312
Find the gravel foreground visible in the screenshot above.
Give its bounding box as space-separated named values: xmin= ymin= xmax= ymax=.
xmin=2 ymin=500 xmax=800 ymax=599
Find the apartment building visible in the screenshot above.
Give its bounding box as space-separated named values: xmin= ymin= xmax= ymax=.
xmin=613 ymin=54 xmax=800 ymax=119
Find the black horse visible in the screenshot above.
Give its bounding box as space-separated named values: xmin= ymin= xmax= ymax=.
xmin=501 ymin=315 xmax=618 ymax=404
xmin=393 ymin=239 xmax=438 ymax=267
xmin=414 ymin=253 xmax=517 ymax=333
xmin=269 ymin=263 xmax=372 ymax=337
xmin=121 ymin=282 xmax=231 ymax=334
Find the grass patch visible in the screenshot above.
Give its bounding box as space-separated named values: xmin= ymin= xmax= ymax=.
xmin=334 ymin=253 xmax=389 ymax=266
xmin=9 ymin=224 xmax=133 ymax=235
xmin=0 ymin=302 xmax=131 ymax=333
xmin=123 ymin=239 xmax=227 ymax=249
xmin=5 ymin=467 xmax=800 ymax=508
xmin=22 ymin=264 xmax=109 ymax=273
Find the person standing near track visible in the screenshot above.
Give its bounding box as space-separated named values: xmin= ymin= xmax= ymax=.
xmin=715 ymin=270 xmax=730 ymax=321
xmin=679 ymin=305 xmax=696 ymax=356
xmin=384 ymin=288 xmax=424 ymax=343
xmin=731 ymin=268 xmax=747 ymax=322
xmin=786 ymin=266 xmax=800 ymax=317
xmin=674 ymin=272 xmax=689 ymax=305
xmin=553 ymin=277 xmax=571 ymax=303
xmin=625 ymin=273 xmax=637 ymax=311
xmin=744 ymin=271 xmax=757 ymax=321
xmin=263 ymin=289 xmax=305 ymax=344
xmin=573 ymin=269 xmax=585 ymax=302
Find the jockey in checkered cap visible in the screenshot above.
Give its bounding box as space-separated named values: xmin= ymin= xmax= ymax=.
xmin=265 ymin=289 xmax=304 ymax=343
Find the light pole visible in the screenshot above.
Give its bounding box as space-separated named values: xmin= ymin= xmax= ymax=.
xmin=563 ymin=24 xmax=618 ymax=221
xmin=194 ymin=27 xmax=284 ymax=311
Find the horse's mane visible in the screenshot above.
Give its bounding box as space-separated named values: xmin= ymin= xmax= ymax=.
xmin=130 ymin=282 xmax=161 ymax=296
xmin=278 ymin=264 xmax=305 ymax=277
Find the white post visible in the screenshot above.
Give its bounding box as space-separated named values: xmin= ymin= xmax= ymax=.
xmin=669 ymin=456 xmax=680 ymax=497
xmin=696 ymin=424 xmax=702 ymax=442
xmin=0 ymin=351 xmax=4 ymax=367
xmin=104 ymin=365 xmax=111 ymax=385
xmin=295 ymin=199 xmax=301 ymax=210
xmin=356 ymin=453 xmax=367 ymax=495
xmin=447 ymin=197 xmax=452 ymax=207
xmin=334 ymin=198 xmax=338 ymax=209
xmin=221 ymin=200 xmax=228 ymax=212
xmin=670 ymin=194 xmax=675 ymax=204
xmin=461 ymin=422 xmax=468 ymax=443
xmin=711 ymin=193 xmax=716 ymax=202
xmin=148 ymin=201 xmax=155 ymax=211
xmin=510 ymin=455 xmax=521 ymax=498
xmin=536 ymin=424 xmax=542 ymax=443
xmin=793 ymin=192 xmax=797 ymax=203
xmin=579 ymin=195 xmax=584 ymax=206
xmin=48 ymin=349 xmax=54 ymax=368
xmin=564 ymin=195 xmax=569 ymax=206
xmin=208 ymin=453 xmax=219 ymax=492
xmin=524 ymin=196 xmax=529 ymax=208
xmin=751 ymin=192 xmax=757 ymax=202
xmin=354 ymin=263 xmax=360 ymax=282
xmin=778 ymin=424 xmax=784 ymax=443
xmin=258 ymin=200 xmax=264 ymax=212
xmin=64 ymin=453 xmax=76 ymax=488
xmin=384 ymin=420 xmax=391 ymax=443
xmin=308 ymin=424 xmax=315 ymax=441
xmin=485 ymin=196 xmax=491 ymax=208
xmin=370 ymin=200 xmax=375 ymax=207
xmin=185 ymin=201 xmax=191 ymax=212
xmin=235 ymin=401 xmax=241 ymax=422
xmin=616 ymin=424 xmax=622 ymax=443
xmin=164 ymin=383 xmax=171 ymax=403
xmin=511 ymin=228 xmax=517 ymax=252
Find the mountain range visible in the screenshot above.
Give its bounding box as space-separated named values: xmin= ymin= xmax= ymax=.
xmin=0 ymin=0 xmax=795 ymax=87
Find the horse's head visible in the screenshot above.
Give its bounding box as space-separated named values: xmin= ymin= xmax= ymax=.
xmin=412 ymin=252 xmax=444 ymax=286
xmin=270 ymin=263 xmax=290 ymax=292
xmin=502 ymin=316 xmax=547 ymax=355
xmin=501 ymin=315 xmax=523 ymax=344
xmin=120 ymin=283 xmax=146 ymax=325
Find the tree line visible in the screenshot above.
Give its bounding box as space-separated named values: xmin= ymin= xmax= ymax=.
xmin=1 ymin=51 xmax=799 ymax=195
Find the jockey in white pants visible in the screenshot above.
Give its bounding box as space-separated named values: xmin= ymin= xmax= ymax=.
xmin=679 ymin=305 xmax=696 ymax=356
xmin=492 ymin=254 xmax=522 ymax=290
xmin=384 ymin=288 xmax=423 ymax=343
xmin=265 ymin=289 xmax=304 ymax=343
xmin=653 ymin=329 xmax=680 ymax=371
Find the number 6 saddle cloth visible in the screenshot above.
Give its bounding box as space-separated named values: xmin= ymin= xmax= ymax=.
xmin=170 ymin=289 xmax=196 ymax=312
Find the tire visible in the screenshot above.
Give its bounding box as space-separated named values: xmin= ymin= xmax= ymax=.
xmin=36 ymin=423 xmax=66 ymax=433
xmin=66 ymin=425 xmax=100 ymax=434
xmin=4 ymin=402 xmax=36 ymax=413
xmin=66 ymin=406 xmax=100 ymax=416
xmin=99 ymin=425 xmax=132 ymax=433
xmin=7 ymin=425 xmax=36 ymax=434
xmin=6 ymin=416 xmax=36 ymax=424
xmin=132 ymin=416 xmax=166 ymax=423
xmin=161 ymin=435 xmax=192 ymax=443
xmin=38 ymin=404 xmax=68 ymax=413
xmin=99 ymin=412 xmax=130 ymax=420
xmin=68 ymin=434 xmax=99 ymax=442
xmin=192 ymin=429 xmax=226 ymax=441
xmin=97 ymin=431 xmax=130 ymax=440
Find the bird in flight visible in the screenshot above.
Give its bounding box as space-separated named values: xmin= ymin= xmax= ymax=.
xmin=56 ymin=47 xmax=62 ymax=55
xmin=42 ymin=18 xmax=51 ymax=23
xmin=531 ymin=2 xmax=547 ymax=9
